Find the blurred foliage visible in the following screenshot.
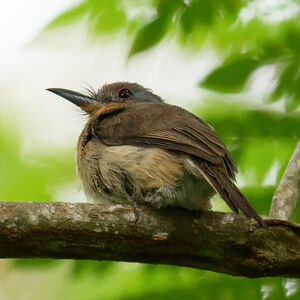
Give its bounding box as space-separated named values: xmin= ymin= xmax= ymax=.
xmin=10 ymin=260 xmax=300 ymax=300
xmin=47 ymin=0 xmax=127 ymax=34
xmin=0 ymin=116 xmax=76 ymax=202
xmin=46 ymin=0 xmax=300 ymax=111
xmin=59 ymin=263 xmax=300 ymax=300
xmin=200 ymin=20 xmax=300 ymax=112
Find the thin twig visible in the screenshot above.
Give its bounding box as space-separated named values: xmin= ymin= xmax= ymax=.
xmin=269 ymin=140 xmax=300 ymax=220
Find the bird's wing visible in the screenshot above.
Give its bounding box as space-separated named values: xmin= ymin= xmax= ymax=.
xmin=93 ymin=102 xmax=265 ymax=226
xmin=94 ymin=102 xmax=237 ymax=179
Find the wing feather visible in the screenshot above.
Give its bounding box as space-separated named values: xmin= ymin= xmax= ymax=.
xmin=95 ymin=102 xmax=236 ymax=177
xmin=92 ymin=102 xmax=265 ymax=226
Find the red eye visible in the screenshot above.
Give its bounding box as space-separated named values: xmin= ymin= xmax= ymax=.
xmin=117 ymin=88 xmax=133 ymax=99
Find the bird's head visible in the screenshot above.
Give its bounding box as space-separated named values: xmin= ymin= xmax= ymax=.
xmin=47 ymin=82 xmax=163 ymax=114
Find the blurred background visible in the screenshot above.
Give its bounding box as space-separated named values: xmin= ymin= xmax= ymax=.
xmin=1 ymin=0 xmax=300 ymax=299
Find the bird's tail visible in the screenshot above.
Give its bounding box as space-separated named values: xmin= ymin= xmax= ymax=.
xmin=197 ymin=162 xmax=266 ymax=227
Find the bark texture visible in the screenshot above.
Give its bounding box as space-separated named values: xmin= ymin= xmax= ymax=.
xmin=0 ymin=201 xmax=299 ymax=278
xmin=269 ymin=141 xmax=300 ymax=220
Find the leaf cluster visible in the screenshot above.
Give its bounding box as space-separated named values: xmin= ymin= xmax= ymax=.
xmin=46 ymin=0 xmax=300 ymax=111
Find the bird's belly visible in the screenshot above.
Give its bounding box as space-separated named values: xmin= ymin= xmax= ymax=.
xmin=144 ymin=159 xmax=214 ymax=211
xmin=96 ymin=145 xmax=186 ymax=192
xmin=77 ymin=140 xmax=214 ymax=210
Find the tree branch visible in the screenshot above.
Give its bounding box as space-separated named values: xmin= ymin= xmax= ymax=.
xmin=0 ymin=201 xmax=299 ymax=278
xmin=269 ymin=140 xmax=300 ymax=220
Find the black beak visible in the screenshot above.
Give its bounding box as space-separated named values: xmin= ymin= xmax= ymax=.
xmin=46 ymin=88 xmax=99 ymax=108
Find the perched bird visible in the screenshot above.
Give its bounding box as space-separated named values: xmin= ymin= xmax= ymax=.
xmin=47 ymin=82 xmax=265 ymax=226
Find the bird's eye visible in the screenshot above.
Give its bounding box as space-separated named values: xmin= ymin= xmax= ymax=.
xmin=117 ymin=88 xmax=133 ymax=99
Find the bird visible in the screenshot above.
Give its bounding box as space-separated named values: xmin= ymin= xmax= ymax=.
xmin=47 ymin=82 xmax=265 ymax=226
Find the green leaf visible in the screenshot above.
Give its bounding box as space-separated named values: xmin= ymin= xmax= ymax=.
xmin=180 ymin=0 xmax=243 ymax=33
xmin=200 ymin=54 xmax=260 ymax=93
xmin=46 ymin=0 xmax=127 ymax=34
xmin=180 ymin=0 xmax=214 ymax=33
xmin=285 ymin=23 xmax=300 ymax=53
xmin=129 ymin=17 xmax=169 ymax=57
xmin=285 ymin=68 xmax=300 ymax=112
xmin=129 ymin=0 xmax=182 ymax=57
xmin=45 ymin=2 xmax=88 ymax=29
xmin=272 ymin=62 xmax=297 ymax=101
xmin=271 ymin=58 xmax=300 ymax=112
xmin=88 ymin=0 xmax=127 ymax=34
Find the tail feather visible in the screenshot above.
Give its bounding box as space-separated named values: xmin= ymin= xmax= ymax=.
xmin=197 ymin=162 xmax=266 ymax=227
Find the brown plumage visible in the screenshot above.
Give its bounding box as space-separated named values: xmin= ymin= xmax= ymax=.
xmin=47 ymin=82 xmax=265 ymax=226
